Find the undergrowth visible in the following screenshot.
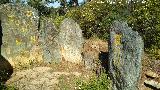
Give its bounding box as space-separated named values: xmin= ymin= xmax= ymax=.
xmin=0 ymin=83 xmax=16 ymax=90
xmin=76 ymin=73 xmax=111 ymax=90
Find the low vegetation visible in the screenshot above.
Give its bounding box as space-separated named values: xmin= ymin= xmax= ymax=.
xmin=0 ymin=83 xmax=16 ymax=90
xmin=76 ymin=73 xmax=111 ymax=90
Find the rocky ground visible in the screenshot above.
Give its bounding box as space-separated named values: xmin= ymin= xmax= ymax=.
xmin=139 ymin=54 xmax=160 ymax=90
xmin=3 ymin=39 xmax=160 ymax=90
xmin=5 ymin=61 xmax=93 ymax=90
xmin=5 ymin=56 xmax=159 ymax=90
xmin=6 ymin=67 xmax=80 ymax=90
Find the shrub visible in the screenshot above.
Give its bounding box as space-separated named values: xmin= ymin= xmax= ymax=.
xmin=53 ymin=0 xmax=112 ymax=39
xmin=76 ymin=73 xmax=111 ymax=90
xmin=0 ymin=83 xmax=16 ymax=90
xmin=53 ymin=0 xmax=160 ymax=58
xmin=127 ymin=0 xmax=160 ymax=59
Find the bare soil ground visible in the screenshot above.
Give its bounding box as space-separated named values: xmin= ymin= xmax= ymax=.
xmin=6 ymin=61 xmax=94 ymax=90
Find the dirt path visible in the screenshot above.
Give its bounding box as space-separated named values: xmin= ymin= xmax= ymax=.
xmin=6 ymin=67 xmax=83 ymax=90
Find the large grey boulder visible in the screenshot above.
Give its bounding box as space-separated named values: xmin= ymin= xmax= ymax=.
xmin=0 ymin=4 xmax=40 ymax=67
xmin=109 ymin=21 xmax=144 ymax=90
xmin=39 ymin=17 xmax=61 ymax=63
xmin=59 ymin=18 xmax=84 ymax=64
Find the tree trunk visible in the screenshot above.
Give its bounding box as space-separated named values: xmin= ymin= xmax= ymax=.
xmin=60 ymin=0 xmax=67 ymax=8
xmin=70 ymin=0 xmax=79 ymax=7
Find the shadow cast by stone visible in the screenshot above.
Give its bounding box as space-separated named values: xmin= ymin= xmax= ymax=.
xmin=0 ymin=20 xmax=2 ymax=53
xmin=144 ymin=83 xmax=159 ymax=90
xmin=99 ymin=51 xmax=109 ymax=73
xmin=0 ymin=55 xmax=13 ymax=83
xmin=0 ymin=20 xmax=13 ymax=83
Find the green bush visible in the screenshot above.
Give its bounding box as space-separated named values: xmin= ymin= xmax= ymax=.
xmin=0 ymin=83 xmax=16 ymax=90
xmin=53 ymin=0 xmax=112 ymax=39
xmin=53 ymin=15 xmax=66 ymax=28
xmin=127 ymin=0 xmax=160 ymax=59
xmin=76 ymin=73 xmax=111 ymax=90
xmin=53 ymin=0 xmax=160 ymax=58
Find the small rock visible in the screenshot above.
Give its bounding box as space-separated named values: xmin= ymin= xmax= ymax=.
xmin=144 ymin=80 xmax=160 ymax=89
xmin=145 ymin=70 xmax=159 ymax=78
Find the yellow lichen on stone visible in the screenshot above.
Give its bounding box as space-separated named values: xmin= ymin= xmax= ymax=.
xmin=15 ymin=20 xmax=20 ymax=26
xmin=113 ymin=34 xmax=122 ymax=67
xmin=21 ymin=27 xmax=28 ymax=32
xmin=30 ymin=36 xmax=36 ymax=43
xmin=26 ymin=11 xmax=33 ymax=17
xmin=8 ymin=15 xmax=15 ymax=22
xmin=115 ymin=34 xmax=122 ymax=46
xmin=16 ymin=39 xmax=21 ymax=45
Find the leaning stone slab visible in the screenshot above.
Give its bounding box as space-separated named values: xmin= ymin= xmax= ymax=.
xmin=0 ymin=4 xmax=40 ymax=67
xmin=39 ymin=17 xmax=62 ymax=63
xmin=109 ymin=20 xmax=144 ymax=90
xmin=59 ymin=18 xmax=84 ymax=64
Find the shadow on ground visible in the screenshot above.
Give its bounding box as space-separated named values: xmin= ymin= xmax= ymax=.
xmin=0 ymin=55 xmax=13 ymax=83
xmin=99 ymin=51 xmax=109 ymax=73
xmin=0 ymin=20 xmax=13 ymax=84
xmin=144 ymin=83 xmax=159 ymax=90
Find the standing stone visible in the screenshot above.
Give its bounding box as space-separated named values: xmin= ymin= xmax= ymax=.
xmin=109 ymin=21 xmax=144 ymax=90
xmin=39 ymin=17 xmax=61 ymax=63
xmin=59 ymin=18 xmax=84 ymax=63
xmin=0 ymin=4 xmax=39 ymax=67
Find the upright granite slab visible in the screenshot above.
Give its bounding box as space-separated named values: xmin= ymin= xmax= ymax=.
xmin=109 ymin=21 xmax=144 ymax=90
xmin=0 ymin=4 xmax=40 ymax=67
xmin=59 ymin=18 xmax=84 ymax=63
xmin=39 ymin=17 xmax=61 ymax=63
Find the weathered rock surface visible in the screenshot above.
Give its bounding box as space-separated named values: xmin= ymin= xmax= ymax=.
xmin=59 ymin=18 xmax=84 ymax=63
xmin=39 ymin=17 xmax=61 ymax=63
xmin=0 ymin=4 xmax=40 ymax=67
xmin=0 ymin=4 xmax=84 ymax=66
xmin=109 ymin=21 xmax=144 ymax=90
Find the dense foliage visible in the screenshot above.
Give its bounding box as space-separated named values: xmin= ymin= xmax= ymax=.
xmin=66 ymin=0 xmax=110 ymax=39
xmin=128 ymin=0 xmax=160 ymax=58
xmin=76 ymin=73 xmax=111 ymax=90
xmin=0 ymin=0 xmax=10 ymax=4
xmin=54 ymin=0 xmax=160 ymax=59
